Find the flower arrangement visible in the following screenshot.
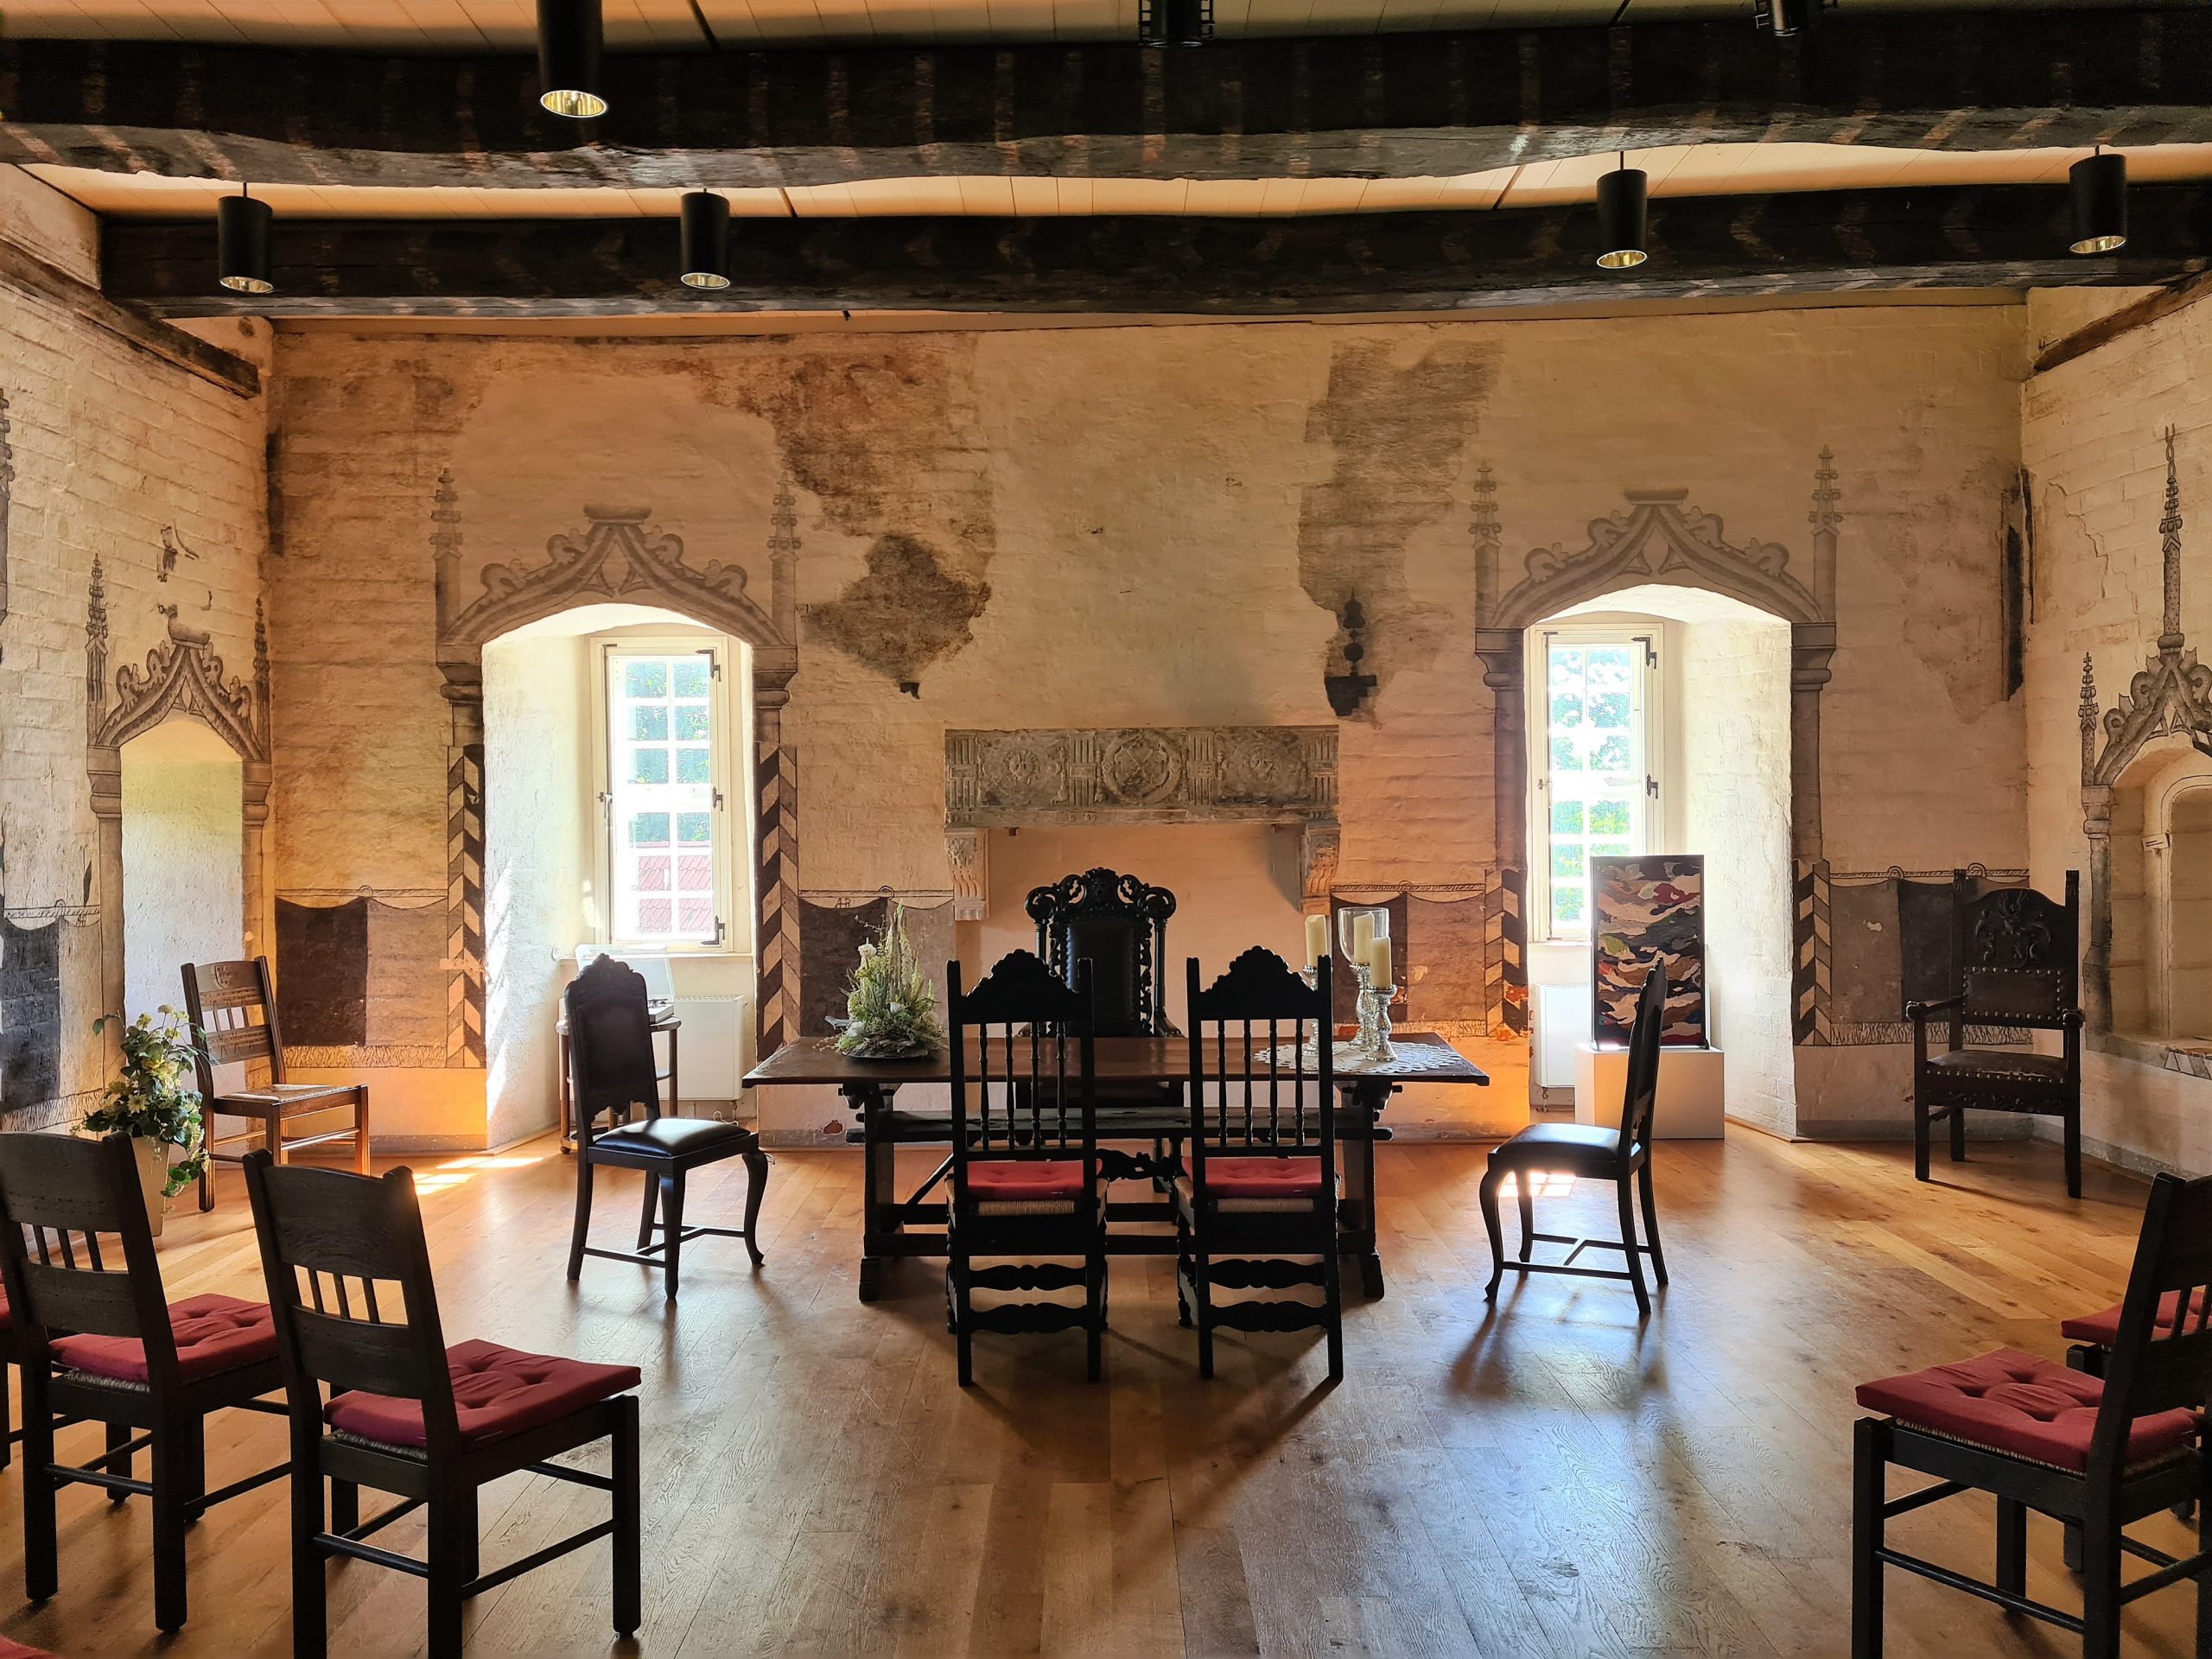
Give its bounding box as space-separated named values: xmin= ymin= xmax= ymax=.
xmin=831 ymin=903 xmax=945 ymax=1059
xmin=86 ymin=1008 xmax=209 ymax=1198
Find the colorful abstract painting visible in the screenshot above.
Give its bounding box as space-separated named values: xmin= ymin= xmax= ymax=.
xmin=1592 ymin=855 xmax=1707 ymax=1046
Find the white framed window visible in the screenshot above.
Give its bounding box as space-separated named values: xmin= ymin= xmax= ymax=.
xmin=1530 ymin=626 xmax=1660 ymax=941
xmin=593 ymin=639 xmax=737 ymax=952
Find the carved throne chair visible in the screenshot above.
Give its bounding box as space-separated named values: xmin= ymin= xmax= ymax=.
xmin=1906 ymin=871 xmax=2084 ymax=1198
xmin=1027 ymin=868 xmax=1182 ymax=1182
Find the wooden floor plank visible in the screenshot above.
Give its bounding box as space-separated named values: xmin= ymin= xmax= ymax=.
xmin=0 ymin=1132 xmax=2195 ymax=1656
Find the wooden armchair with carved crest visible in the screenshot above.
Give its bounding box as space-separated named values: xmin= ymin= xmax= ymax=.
xmin=1906 ymin=871 xmax=2084 ymax=1198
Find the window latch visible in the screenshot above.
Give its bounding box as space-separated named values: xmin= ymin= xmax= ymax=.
xmin=714 ymin=916 xmax=727 ymax=946
xmin=711 ymin=788 xmax=725 ymax=810
xmin=1646 ymin=775 xmax=1660 ymax=799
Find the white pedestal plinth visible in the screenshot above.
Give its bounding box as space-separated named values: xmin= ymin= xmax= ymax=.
xmin=1573 ymin=1042 xmax=1726 ymax=1140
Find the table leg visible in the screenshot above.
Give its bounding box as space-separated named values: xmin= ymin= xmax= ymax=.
xmin=1337 ymin=1081 xmax=1389 ymax=1299
xmin=666 ymin=1027 xmax=680 ymax=1116
xmin=849 ymin=1084 xmax=895 ymax=1303
xmin=558 ymin=1029 xmax=574 ymax=1154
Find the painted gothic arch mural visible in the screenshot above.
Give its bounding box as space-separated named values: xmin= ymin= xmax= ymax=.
xmin=429 ymin=477 xmax=804 ymax=1066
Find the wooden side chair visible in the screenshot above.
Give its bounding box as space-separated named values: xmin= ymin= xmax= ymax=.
xmin=1905 ymin=870 xmax=2084 ymax=1197
xmin=182 ymin=957 xmax=370 ymax=1211
xmin=1480 ymin=967 xmax=1669 ymax=1318
xmin=1852 ymin=1170 xmax=2212 ymax=1658
xmin=0 ymin=1132 xmax=289 ymax=1635
xmin=241 ymin=1151 xmax=641 ymax=1659
xmin=945 ymin=950 xmax=1105 ymax=1387
xmin=563 ymin=953 xmax=766 ymax=1300
xmin=1176 ymin=948 xmax=1341 ymax=1382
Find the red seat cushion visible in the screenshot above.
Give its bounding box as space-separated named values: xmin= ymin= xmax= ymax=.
xmin=326 ymin=1338 xmax=640 ymax=1450
xmin=2061 ymin=1289 xmax=2212 ymax=1349
xmin=0 ymin=1286 xmax=11 ymax=1333
xmin=0 ymin=1637 xmax=55 ymax=1657
xmin=1200 ymin=1156 xmax=1325 ymax=1199
xmin=964 ymin=1160 xmax=1086 ymax=1203
xmin=50 ymin=1294 xmax=276 ymax=1386
xmin=1856 ymin=1348 xmax=2198 ymax=1472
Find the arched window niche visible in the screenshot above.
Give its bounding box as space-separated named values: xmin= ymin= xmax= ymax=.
xmin=2108 ymin=742 xmax=2212 ymax=1043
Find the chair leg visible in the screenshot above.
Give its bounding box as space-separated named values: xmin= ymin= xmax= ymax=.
xmin=1616 ymin=1176 xmax=1650 ymax=1319
xmin=658 ymin=1171 xmax=687 ymax=1300
xmin=1912 ymin=1096 xmax=1930 ymax=1184
xmin=2081 ymin=1503 xmax=2123 ymax=1659
xmin=1516 ymin=1176 xmax=1535 ymax=1262
xmin=1478 ymin=1165 xmax=1507 ymax=1303
xmin=1194 ymin=1249 xmax=1215 ymax=1380
xmin=1995 ymin=1497 xmax=2026 ymax=1598
xmin=199 ymin=1160 xmax=214 ymax=1212
xmin=636 ymin=1167 xmax=659 ymax=1249
xmin=0 ymin=1363 xmax=10 ymax=1471
xmin=1948 ymin=1100 xmax=1967 ymax=1164
xmin=353 ymin=1086 xmax=372 ymax=1175
xmin=741 ymin=1147 xmax=769 ymax=1268
xmin=2065 ymin=1103 xmax=2083 ymax=1199
xmin=566 ymin=1153 xmax=596 ymax=1281
xmin=610 ymin=1397 xmax=641 ymax=1639
xmin=1852 ymin=1419 xmax=1885 ymax=1659
xmin=951 ymin=1249 xmax=974 ymax=1388
xmin=2196 ymin=1471 xmax=2212 ymax=1657
xmin=427 ymin=1488 xmax=479 ymax=1659
xmin=292 ymin=1441 xmax=329 ymax=1659
xmin=1638 ymin=1160 xmax=1669 ymax=1287
xmin=105 ymin=1420 xmax=134 ymax=1505
xmin=22 ymin=1378 xmax=55 ymax=1604
xmin=1085 ymin=1242 xmax=1104 ymax=1384
xmin=328 ymin=1478 xmax=358 ymax=1535
xmin=1323 ymin=1235 xmax=1344 ymax=1383
xmin=151 ymin=1412 xmax=199 ymax=1632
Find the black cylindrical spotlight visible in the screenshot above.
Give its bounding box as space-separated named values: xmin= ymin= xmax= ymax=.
xmin=680 ymin=190 xmax=733 ymax=290
xmin=537 ymin=0 xmax=606 ymax=118
xmin=2070 ymin=149 xmax=2127 ymax=255
xmin=1139 ymin=0 xmax=1211 ymax=48
xmin=216 ymin=188 xmax=274 ymax=295
xmin=1595 ymin=159 xmax=1649 ymax=270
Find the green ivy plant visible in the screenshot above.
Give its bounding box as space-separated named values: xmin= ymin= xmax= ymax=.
xmin=832 ymin=903 xmax=946 ymax=1058
xmin=86 ymin=1008 xmax=210 ymax=1199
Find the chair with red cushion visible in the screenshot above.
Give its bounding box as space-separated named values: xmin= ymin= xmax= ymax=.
xmin=240 ymin=1150 xmax=640 ymax=1659
xmin=1480 ymin=967 xmax=1669 ymax=1318
xmin=1176 ymin=949 xmax=1341 ymax=1382
xmin=0 ymin=1132 xmax=289 ymax=1635
xmin=944 ymin=950 xmax=1105 ymax=1386
xmin=1852 ymin=1169 xmax=2212 ymax=1658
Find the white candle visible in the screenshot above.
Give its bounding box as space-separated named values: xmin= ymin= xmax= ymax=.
xmin=1305 ymin=913 xmax=1329 ymax=966
xmin=1351 ymin=913 xmax=1374 ymax=960
xmin=1364 ymin=934 xmax=1394 ymax=993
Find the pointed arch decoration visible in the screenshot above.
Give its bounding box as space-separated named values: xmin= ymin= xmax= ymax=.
xmin=2078 ymin=428 xmax=2207 ymax=1033
xmin=84 ymin=571 xmax=276 ymax=1080
xmin=1472 ymin=467 xmax=1840 ymax=1046
xmin=430 ymin=483 xmax=803 ymax=1067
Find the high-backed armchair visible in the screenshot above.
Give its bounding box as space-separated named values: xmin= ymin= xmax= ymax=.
xmin=1906 ymin=871 xmax=2083 ymax=1197
xmin=1027 ymin=868 xmax=1178 ymax=1038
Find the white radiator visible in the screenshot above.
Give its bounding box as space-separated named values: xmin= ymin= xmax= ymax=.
xmin=1533 ymin=983 xmax=1587 ymax=1092
xmin=669 ymin=994 xmax=751 ymax=1103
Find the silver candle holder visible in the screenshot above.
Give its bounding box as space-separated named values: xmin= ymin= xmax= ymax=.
xmin=1352 ymin=960 xmax=1397 ymax=1062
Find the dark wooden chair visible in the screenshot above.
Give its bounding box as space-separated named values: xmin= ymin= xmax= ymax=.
xmin=1028 ymin=868 xmax=1177 ymax=1039
xmin=241 ymin=1150 xmax=642 ymax=1659
xmin=182 ymin=957 xmax=370 ymax=1212
xmin=1852 ymin=1170 xmax=2212 ymax=1658
xmin=1177 ymin=948 xmax=1341 ymax=1382
xmin=1906 ymin=870 xmax=2083 ymax=1197
xmin=563 ymin=953 xmax=766 ymax=1300
xmin=945 ymin=950 xmax=1106 ymax=1386
xmin=0 ymin=1132 xmax=289 ymax=1634
xmin=1480 ymin=967 xmax=1669 ymax=1318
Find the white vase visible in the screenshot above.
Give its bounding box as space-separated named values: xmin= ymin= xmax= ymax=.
xmin=130 ymin=1137 xmax=171 ymax=1237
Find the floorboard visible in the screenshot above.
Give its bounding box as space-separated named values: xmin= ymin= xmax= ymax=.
xmin=0 ymin=1132 xmax=2196 ymax=1656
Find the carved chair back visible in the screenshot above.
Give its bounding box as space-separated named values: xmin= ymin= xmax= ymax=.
xmin=946 ymin=951 xmax=1098 ymax=1202
xmin=0 ymin=1133 xmax=183 ymax=1389
xmin=563 ymin=955 xmax=660 ymax=1133
xmin=1954 ymin=870 xmax=2080 ymax=1029
xmin=240 ymin=1152 xmax=466 ymax=1457
xmin=2087 ymin=1171 xmax=2212 ymax=1482
xmin=1027 ymin=868 xmax=1176 ymax=1038
xmin=181 ymin=957 xmax=284 ymax=1099
xmin=1183 ymin=950 xmax=1336 ymax=1197
xmin=1618 ymin=968 xmax=1667 ymax=1173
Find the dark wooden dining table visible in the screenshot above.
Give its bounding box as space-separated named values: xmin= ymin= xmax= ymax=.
xmin=742 ymin=1031 xmax=1489 ymax=1302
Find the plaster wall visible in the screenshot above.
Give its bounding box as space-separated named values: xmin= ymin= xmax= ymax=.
xmin=0 ymin=182 xmax=268 ymax=1129
xmin=120 ymin=721 xmax=245 ymax=1022
xmin=270 ymin=305 xmax=2028 ymax=1145
xmin=2020 ymin=289 xmax=2212 ymax=1177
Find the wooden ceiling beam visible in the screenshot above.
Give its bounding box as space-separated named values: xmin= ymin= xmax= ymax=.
xmin=101 ymin=184 xmax=2212 ymax=320
xmin=10 ymin=9 xmax=2212 ymax=191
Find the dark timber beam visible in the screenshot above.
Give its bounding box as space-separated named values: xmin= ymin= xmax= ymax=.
xmin=10 ymin=9 xmax=2212 ymax=191
xmin=102 ymin=185 xmax=2212 ymax=320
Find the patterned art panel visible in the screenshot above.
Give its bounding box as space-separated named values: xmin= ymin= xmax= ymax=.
xmin=1592 ymin=855 xmax=1706 ymax=1046
xmin=275 ymin=896 xmax=369 ymax=1047
xmin=798 ymin=895 xmax=955 ymax=1044
xmin=0 ymin=913 xmax=61 ymax=1117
